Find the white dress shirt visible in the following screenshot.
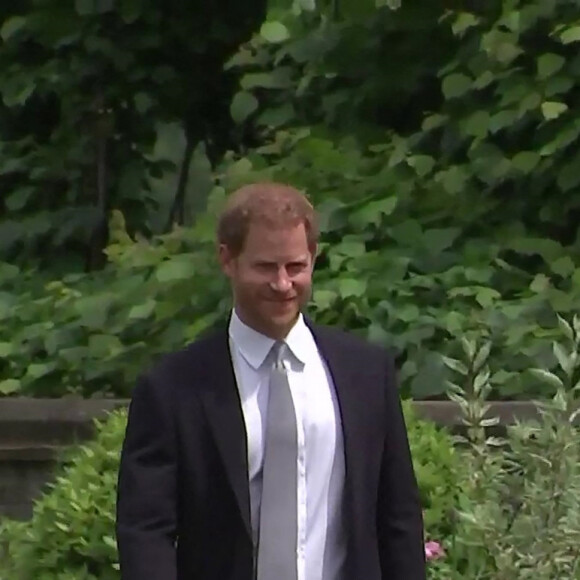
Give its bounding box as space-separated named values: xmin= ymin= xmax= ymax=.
xmin=228 ymin=310 xmax=347 ymax=580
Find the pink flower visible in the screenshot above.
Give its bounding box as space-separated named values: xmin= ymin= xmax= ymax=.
xmin=425 ymin=540 xmax=445 ymax=561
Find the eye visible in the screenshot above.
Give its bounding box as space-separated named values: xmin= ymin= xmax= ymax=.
xmin=255 ymin=262 xmax=275 ymax=272
xmin=287 ymin=262 xmax=307 ymax=275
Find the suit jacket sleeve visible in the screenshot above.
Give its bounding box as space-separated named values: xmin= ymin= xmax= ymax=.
xmin=377 ymin=352 xmax=426 ymax=579
xmin=116 ymin=374 xmax=178 ymax=580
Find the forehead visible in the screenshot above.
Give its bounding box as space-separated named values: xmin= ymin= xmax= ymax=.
xmin=241 ymin=222 xmax=311 ymax=260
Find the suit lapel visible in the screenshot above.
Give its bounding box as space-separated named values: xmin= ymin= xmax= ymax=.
xmin=198 ymin=329 xmax=252 ymax=538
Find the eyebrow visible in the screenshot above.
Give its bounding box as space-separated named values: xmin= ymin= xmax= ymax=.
xmin=253 ymin=257 xmax=309 ymax=265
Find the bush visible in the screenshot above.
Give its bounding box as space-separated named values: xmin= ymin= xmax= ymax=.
xmin=0 ymin=208 xmax=230 ymax=398
xmin=0 ymin=398 xmax=459 ymax=578
xmin=427 ymin=317 xmax=580 ymax=579
xmin=402 ymin=400 xmax=461 ymax=538
xmin=0 ymin=410 xmax=126 ymax=580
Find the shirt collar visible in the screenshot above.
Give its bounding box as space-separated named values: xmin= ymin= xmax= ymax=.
xmin=228 ymin=309 xmax=311 ymax=370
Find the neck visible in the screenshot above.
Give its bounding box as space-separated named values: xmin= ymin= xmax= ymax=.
xmin=233 ymin=307 xmax=298 ymax=341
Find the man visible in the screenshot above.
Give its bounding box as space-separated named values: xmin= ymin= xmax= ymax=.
xmin=116 ymin=182 xmax=426 ymax=580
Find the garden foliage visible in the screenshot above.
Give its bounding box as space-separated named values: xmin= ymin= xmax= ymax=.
xmin=427 ymin=317 xmax=580 ymax=579
xmin=2 ymin=0 xmax=580 ymax=399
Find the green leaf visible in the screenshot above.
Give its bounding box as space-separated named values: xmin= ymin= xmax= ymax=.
xmin=550 ymin=256 xmax=575 ymax=278
xmin=442 ymin=356 xmax=468 ymax=376
xmin=134 ymin=92 xmax=153 ymax=113
xmin=463 ymin=111 xmax=489 ymax=138
xmin=128 ymin=299 xmax=156 ymax=320
xmin=537 ymin=53 xmax=565 ymax=80
xmin=334 ymin=239 xmax=366 ymax=258
xmin=553 ymin=342 xmax=571 ymax=376
xmin=155 ymin=258 xmax=192 ymax=283
xmin=519 ymin=92 xmax=541 ymax=114
xmin=411 ymin=352 xmax=446 ymax=397
xmin=441 ymin=73 xmax=472 ymax=100
xmin=75 ymin=0 xmax=94 ymax=15
xmin=423 ymin=228 xmax=460 ymax=254
xmin=495 ymin=42 xmax=522 ymax=64
xmin=88 ymin=334 xmax=123 ymax=357
xmin=557 ymin=158 xmax=580 ymax=192
xmin=509 ymin=237 xmax=562 ymax=260
xmin=530 ymin=274 xmax=550 ymax=293
xmin=311 ymin=289 xmax=337 ymax=310
xmin=435 ymin=166 xmax=469 ymax=195
xmin=541 ymin=101 xmax=568 ymax=120
xmin=241 ymin=69 xmax=294 ymax=90
xmin=511 ymin=151 xmax=540 ymax=173
xmin=230 ymin=91 xmax=258 ymax=124
xmin=489 ymin=110 xmax=517 ymax=133
xmin=296 ymin=0 xmax=316 ymax=10
xmin=407 ymin=155 xmax=435 ymax=177
xmin=560 ymin=26 xmax=580 ymax=45
xmin=2 ymin=80 xmax=36 ymax=107
xmin=349 ymin=197 xmax=397 ymax=228
xmin=452 ymin=12 xmax=479 ymax=37
xmin=0 ymin=16 xmax=27 ymax=41
xmin=257 ymin=103 xmax=295 ymax=127
xmin=475 ymin=287 xmax=501 ymax=308
xmin=0 ymin=342 xmax=14 ymax=357
xmin=338 ymin=278 xmax=367 ymax=298
xmin=421 ymin=114 xmax=446 ymax=132
xmin=473 ymin=342 xmax=491 ymax=371
xmin=0 ymin=379 xmax=20 ymax=394
xmin=557 ymin=314 xmax=574 ymax=342
xmin=389 ymin=220 xmax=422 ymax=246
xmin=473 ymin=70 xmax=494 ymax=90
xmin=260 ymin=21 xmax=290 ymax=44
xmin=120 ymin=0 xmax=142 ymax=23
xmin=75 ymin=295 xmax=113 ymax=329
xmin=397 ymin=305 xmax=420 ymax=322
xmin=5 ymin=187 xmax=35 ymax=212
xmin=540 ymin=123 xmax=580 ymax=156
xmin=26 ymin=363 xmax=56 ymax=379
xmin=376 ymin=0 xmax=402 ymax=8
xmin=545 ymin=76 xmax=574 ymax=98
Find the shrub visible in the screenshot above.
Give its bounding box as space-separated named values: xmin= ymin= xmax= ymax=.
xmin=0 ymin=410 xmax=127 ymax=580
xmin=0 ymin=209 xmax=230 ymax=398
xmin=429 ymin=318 xmax=580 ymax=579
xmin=402 ymin=400 xmax=461 ymax=538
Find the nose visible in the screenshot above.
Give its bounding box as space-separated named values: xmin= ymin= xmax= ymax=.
xmin=270 ymin=267 xmax=292 ymax=292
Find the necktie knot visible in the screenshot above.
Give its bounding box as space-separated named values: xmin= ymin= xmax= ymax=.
xmin=271 ymin=341 xmax=286 ymax=370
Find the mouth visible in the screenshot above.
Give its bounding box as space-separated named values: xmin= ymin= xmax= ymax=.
xmin=266 ymin=296 xmax=296 ymax=302
xmin=268 ymin=298 xmax=296 ymax=307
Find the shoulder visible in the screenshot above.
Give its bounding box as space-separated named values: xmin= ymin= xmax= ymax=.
xmin=143 ymin=326 xmax=228 ymax=386
xmin=309 ymin=322 xmax=394 ymax=363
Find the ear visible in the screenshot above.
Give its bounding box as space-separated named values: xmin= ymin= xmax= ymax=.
xmin=218 ymin=243 xmax=235 ymax=277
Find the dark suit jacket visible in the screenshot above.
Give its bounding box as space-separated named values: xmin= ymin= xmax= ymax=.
xmin=116 ymin=321 xmax=426 ymax=580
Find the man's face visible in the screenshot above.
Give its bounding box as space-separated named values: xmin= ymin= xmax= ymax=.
xmin=219 ymin=221 xmax=315 ymax=339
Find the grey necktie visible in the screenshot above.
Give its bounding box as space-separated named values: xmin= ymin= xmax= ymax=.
xmin=256 ymin=341 xmax=298 ymax=580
